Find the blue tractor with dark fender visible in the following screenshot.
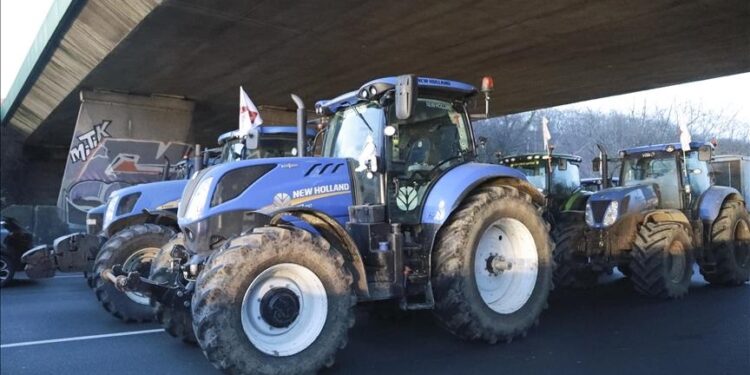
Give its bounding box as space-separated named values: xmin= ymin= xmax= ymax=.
xmin=104 ymin=75 xmax=555 ymax=374
xmin=554 ymin=142 xmax=750 ymax=294
xmin=23 ymin=126 xmax=307 ymax=322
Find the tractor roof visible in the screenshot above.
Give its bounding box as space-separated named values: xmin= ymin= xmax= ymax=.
xmin=217 ymin=126 xmax=314 ymax=145
xmin=620 ymin=141 xmax=711 ymax=155
xmin=499 ymin=153 xmax=582 ymax=165
xmin=316 ymin=76 xmax=478 ymax=114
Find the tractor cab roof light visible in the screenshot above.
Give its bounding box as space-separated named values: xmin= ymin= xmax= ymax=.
xmin=481 ymin=76 xmax=494 ymax=93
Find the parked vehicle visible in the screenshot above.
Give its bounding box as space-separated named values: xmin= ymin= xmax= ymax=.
xmin=104 ymin=75 xmax=555 ymax=374
xmin=497 ymin=153 xmax=587 ymax=225
xmin=554 ymin=142 xmax=750 ymax=294
xmin=712 ymin=155 xmax=750 ymax=208
xmin=23 ymin=127 xmax=308 ymax=322
xmin=1 ymin=217 xmax=34 ymax=287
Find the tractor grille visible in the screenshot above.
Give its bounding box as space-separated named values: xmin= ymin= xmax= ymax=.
xmin=589 ymin=200 xmax=610 ymax=224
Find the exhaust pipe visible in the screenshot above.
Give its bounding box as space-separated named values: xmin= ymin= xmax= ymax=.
xmin=291 ymin=94 xmax=306 ymax=157
xmin=596 ymin=144 xmax=609 ymax=189
xmin=193 ymin=144 xmax=203 ymax=173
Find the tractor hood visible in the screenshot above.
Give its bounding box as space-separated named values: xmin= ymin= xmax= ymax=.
xmin=103 ymin=179 xmax=188 ymax=231
xmin=585 ymin=184 xmax=659 ymax=228
xmin=177 ymin=157 xmax=353 ymax=242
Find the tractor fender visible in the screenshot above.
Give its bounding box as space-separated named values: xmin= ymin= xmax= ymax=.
xmin=697 ymin=185 xmax=745 ymax=225
xmin=421 ymin=163 xmax=541 ymax=226
xmin=267 ymin=206 xmax=369 ymax=298
xmin=105 ymin=209 xmax=179 ymax=237
xmin=420 ymin=163 xmax=543 ymax=259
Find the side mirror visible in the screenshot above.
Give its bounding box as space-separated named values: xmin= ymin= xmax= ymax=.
xmin=244 ymin=128 xmax=259 ymax=150
xmin=558 ymin=159 xmax=567 ymax=171
xmin=698 ymin=145 xmax=712 ymax=161
xmin=395 ymin=74 xmax=417 ymax=121
xmin=592 ymin=157 xmax=601 ymax=172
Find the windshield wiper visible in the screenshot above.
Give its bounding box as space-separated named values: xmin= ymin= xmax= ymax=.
xmin=351 ymin=107 xmax=374 ymax=133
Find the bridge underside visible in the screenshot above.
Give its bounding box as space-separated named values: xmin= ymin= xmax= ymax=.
xmin=5 ymin=0 xmax=750 ymax=147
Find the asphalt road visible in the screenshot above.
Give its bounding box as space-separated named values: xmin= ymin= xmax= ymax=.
xmin=1 ymin=270 xmax=748 ymax=375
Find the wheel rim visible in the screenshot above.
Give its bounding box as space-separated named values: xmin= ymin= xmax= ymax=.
xmin=666 ymin=240 xmax=687 ymax=283
xmin=121 ymin=247 xmax=159 ymax=305
xmin=733 ymin=219 xmax=750 ymax=268
xmin=474 ymin=218 xmax=539 ymax=314
xmin=0 ymin=257 xmax=10 ymax=281
xmin=241 ymin=263 xmax=328 ymax=357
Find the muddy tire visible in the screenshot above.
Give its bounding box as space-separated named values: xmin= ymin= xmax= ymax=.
xmin=630 ymin=222 xmax=693 ymax=298
xmin=93 ymin=224 xmax=174 ymax=322
xmin=431 ymin=185 xmax=554 ymax=343
xmin=553 ymin=221 xmax=600 ymax=289
xmin=701 ymin=200 xmax=750 ymax=285
xmin=149 ymin=234 xmax=196 ymax=344
xmin=192 ymin=226 xmax=356 ymax=375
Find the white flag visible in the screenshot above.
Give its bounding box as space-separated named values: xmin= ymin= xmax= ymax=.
xmin=678 ymin=117 xmax=691 ymax=151
xmin=542 ymin=116 xmax=552 ymax=151
xmin=239 ymin=86 xmax=263 ymax=135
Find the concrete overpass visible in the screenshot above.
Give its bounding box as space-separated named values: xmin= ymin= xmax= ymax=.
xmin=0 ymin=0 xmax=748 ymax=206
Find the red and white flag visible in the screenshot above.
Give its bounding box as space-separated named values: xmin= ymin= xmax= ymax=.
xmin=678 ymin=117 xmax=692 ymax=151
xmin=542 ymin=116 xmax=552 ymax=151
xmin=239 ymin=86 xmax=263 ymax=135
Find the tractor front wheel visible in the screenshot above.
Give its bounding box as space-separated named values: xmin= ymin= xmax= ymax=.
xmin=553 ymin=221 xmax=601 ymax=289
xmin=630 ymin=222 xmax=693 ymax=298
xmin=149 ymin=234 xmax=196 ymax=344
xmin=701 ymin=200 xmax=750 ymax=285
xmin=432 ymin=185 xmax=554 ymax=343
xmin=192 ymin=226 xmax=356 ymax=375
xmin=93 ymin=224 xmax=174 ymax=322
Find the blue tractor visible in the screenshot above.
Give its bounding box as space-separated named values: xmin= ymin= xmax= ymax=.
xmin=23 ymin=126 xmax=307 ymax=322
xmin=104 ymin=75 xmax=555 ymax=374
xmin=554 ymin=142 xmax=750 ymax=293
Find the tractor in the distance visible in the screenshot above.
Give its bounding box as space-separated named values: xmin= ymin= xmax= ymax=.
xmin=497 ymin=153 xmax=588 ymax=225
xmin=103 ymin=75 xmax=555 ymax=374
xmin=554 ymin=142 xmax=750 ymax=295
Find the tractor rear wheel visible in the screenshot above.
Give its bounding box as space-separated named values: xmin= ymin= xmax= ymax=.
xmin=432 ymin=185 xmax=554 ymax=343
xmin=149 ymin=234 xmax=196 ymax=344
xmin=93 ymin=224 xmax=174 ymax=322
xmin=630 ymin=222 xmax=693 ymax=298
xmin=701 ymin=200 xmax=750 ymax=285
xmin=553 ymin=221 xmax=600 ymax=289
xmin=192 ymin=226 xmax=356 ymax=375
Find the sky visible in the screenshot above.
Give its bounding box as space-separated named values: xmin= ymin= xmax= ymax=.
xmin=1 ymin=0 xmax=748 ymax=123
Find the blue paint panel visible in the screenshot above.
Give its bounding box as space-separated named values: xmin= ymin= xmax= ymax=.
xmin=421 ymin=163 xmax=527 ymax=225
xmin=178 ymin=157 xmax=354 ymax=229
xmin=106 ymin=179 xmax=187 ymax=226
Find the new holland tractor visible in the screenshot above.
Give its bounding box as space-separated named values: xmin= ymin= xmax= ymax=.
xmin=23 ymin=127 xmax=307 ymax=322
xmin=554 ymin=141 xmax=750 ymax=295
xmin=102 ymin=75 xmax=555 ymax=374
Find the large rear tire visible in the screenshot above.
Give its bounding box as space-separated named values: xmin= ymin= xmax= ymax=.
xmin=93 ymin=224 xmax=174 ymax=322
xmin=192 ymin=226 xmax=356 ymax=375
xmin=701 ymin=200 xmax=750 ymax=285
xmin=149 ymin=234 xmax=196 ymax=344
xmin=630 ymin=222 xmax=693 ymax=298
xmin=432 ymin=185 xmax=554 ymax=343
xmin=552 ymin=221 xmax=600 ymax=289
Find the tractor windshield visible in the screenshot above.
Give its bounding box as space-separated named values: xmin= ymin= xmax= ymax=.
xmin=323 ymin=102 xmax=384 ymax=159
xmin=221 ymin=135 xmax=298 ymax=163
xmin=621 ymin=152 xmax=681 ymax=208
xmin=511 ymin=160 xmax=547 ymax=191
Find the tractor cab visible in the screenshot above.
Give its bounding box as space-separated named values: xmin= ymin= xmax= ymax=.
xmin=498 ymin=153 xmax=583 ymax=214
xmin=317 ymin=76 xmax=480 ymax=224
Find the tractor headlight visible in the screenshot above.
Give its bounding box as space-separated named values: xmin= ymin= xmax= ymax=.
xmin=183 ymin=177 xmax=213 ymax=221
xmin=103 ymin=197 xmax=118 ymax=229
xmin=602 ymin=201 xmax=619 ymax=227
xmin=585 ymin=202 xmax=594 ymax=227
